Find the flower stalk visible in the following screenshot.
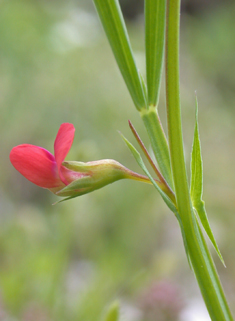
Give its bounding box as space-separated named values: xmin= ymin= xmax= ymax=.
xmin=128 ymin=120 xmax=175 ymax=204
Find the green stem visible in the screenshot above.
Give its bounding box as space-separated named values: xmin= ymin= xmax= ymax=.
xmin=140 ymin=106 xmax=173 ymax=189
xmin=165 ymin=0 xmax=233 ymax=320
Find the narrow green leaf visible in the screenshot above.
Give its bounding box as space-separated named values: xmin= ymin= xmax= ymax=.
xmin=190 ymin=100 xmax=202 ymax=202
xmin=190 ymin=99 xmax=225 ymax=266
xmin=175 ymin=211 xmax=192 ymax=269
xmin=145 ymin=0 xmax=166 ymax=106
xmin=93 ymin=0 xmax=147 ymax=111
xmin=121 ymin=133 xmax=192 ymax=267
xmin=121 ymin=133 xmax=176 ymax=212
xmin=103 ymin=302 xmax=119 ymax=321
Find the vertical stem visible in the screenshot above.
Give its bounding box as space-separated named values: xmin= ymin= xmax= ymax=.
xmin=140 ymin=106 xmax=173 ymax=189
xmin=165 ymin=0 xmax=233 ymax=320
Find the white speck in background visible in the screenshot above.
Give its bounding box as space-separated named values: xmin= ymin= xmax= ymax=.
xmin=181 ymin=298 xmax=211 ymax=321
xmin=50 ymin=9 xmax=101 ymax=52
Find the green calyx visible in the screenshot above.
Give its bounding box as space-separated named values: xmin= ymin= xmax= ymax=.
xmin=56 ymin=159 xmax=152 ymax=199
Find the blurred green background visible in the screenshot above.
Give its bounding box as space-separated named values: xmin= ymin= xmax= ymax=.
xmin=1 ymin=0 xmax=235 ymax=320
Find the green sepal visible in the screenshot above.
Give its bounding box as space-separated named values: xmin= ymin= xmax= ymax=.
xmin=56 ymin=176 xmax=94 ymax=197
xmin=190 ymin=99 xmax=225 ymax=266
xmin=53 ymin=195 xmax=80 ymax=205
xmin=103 ymin=302 xmax=119 ymax=321
xmin=56 ymin=160 xmax=129 ymax=198
xmin=54 ymin=159 xmax=153 ymax=201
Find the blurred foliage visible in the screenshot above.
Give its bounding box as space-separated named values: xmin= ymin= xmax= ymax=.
xmin=1 ymin=0 xmax=235 ymax=320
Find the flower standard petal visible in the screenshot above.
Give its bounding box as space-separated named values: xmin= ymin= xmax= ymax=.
xmin=10 ymin=144 xmax=62 ymax=188
xmin=54 ymin=123 xmax=75 ymax=184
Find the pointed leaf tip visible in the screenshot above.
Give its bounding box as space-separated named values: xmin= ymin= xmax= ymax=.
xmin=190 ymin=99 xmax=225 ymax=266
xmin=120 ymin=132 xmax=177 ymax=213
xmin=103 ymin=302 xmax=119 ymax=321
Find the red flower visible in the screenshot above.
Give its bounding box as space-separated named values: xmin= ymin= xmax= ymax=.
xmin=10 ymin=123 xmax=84 ymax=193
xmin=10 ymin=123 xmax=152 ymax=200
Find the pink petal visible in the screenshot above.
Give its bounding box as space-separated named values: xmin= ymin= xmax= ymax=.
xmin=60 ymin=165 xmax=86 ymax=184
xmin=10 ymin=144 xmax=62 ymax=188
xmin=54 ymin=123 xmax=75 ymax=184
